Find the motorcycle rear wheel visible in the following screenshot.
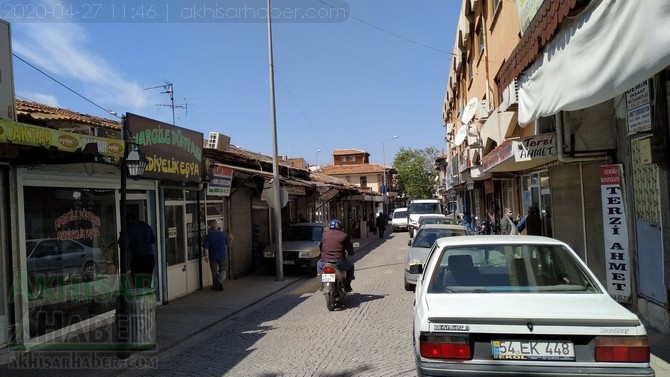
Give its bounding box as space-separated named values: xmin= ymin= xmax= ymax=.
xmin=325 ymin=290 xmax=336 ymax=311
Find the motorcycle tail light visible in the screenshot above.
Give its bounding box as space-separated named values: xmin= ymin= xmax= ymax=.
xmin=322 ymin=265 xmax=336 ymax=274
xmin=419 ymin=333 xmax=471 ymax=360
xmin=595 ymin=336 xmax=649 ymax=362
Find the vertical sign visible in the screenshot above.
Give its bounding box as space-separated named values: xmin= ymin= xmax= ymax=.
xmin=207 ymin=165 xmax=233 ymax=197
xmin=599 ymin=165 xmax=631 ymax=303
xmin=626 ymin=80 xmax=652 ymax=135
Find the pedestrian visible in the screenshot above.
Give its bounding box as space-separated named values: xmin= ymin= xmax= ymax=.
xmin=297 ymin=213 xmax=308 ymax=223
xmin=499 ymin=207 xmax=519 ymax=235
xmin=127 ymin=212 xmax=156 ymax=288
xmin=517 ymin=204 xmax=542 ymax=235
xmin=462 ymin=211 xmax=472 ymax=231
xmin=202 ymin=219 xmax=229 ymax=291
xmin=543 ymin=205 xmax=553 ymax=238
xmin=375 ymin=212 xmax=386 ymax=238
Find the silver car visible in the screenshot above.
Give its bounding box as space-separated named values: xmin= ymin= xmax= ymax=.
xmin=26 ymin=238 xmax=106 ymax=283
xmin=404 ymin=224 xmax=469 ymax=291
xmin=413 ymin=235 xmax=653 ymax=376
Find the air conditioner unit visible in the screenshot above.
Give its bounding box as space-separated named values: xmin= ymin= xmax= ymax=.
xmin=501 ymin=78 xmax=519 ymax=111
xmin=477 ymin=99 xmax=492 ymax=121
xmin=208 ymin=132 xmax=231 ymax=151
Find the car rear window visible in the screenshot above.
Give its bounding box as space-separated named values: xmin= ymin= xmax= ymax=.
xmin=427 ymin=244 xmax=602 ymax=294
xmin=393 ymin=210 xmax=407 ymax=218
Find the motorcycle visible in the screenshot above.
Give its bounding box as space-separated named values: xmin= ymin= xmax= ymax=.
xmin=320 ymin=242 xmax=359 ymax=311
xmin=321 ymin=262 xmax=347 ymax=311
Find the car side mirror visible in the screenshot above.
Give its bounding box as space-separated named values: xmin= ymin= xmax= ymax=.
xmin=407 ymin=239 xmax=412 ymax=246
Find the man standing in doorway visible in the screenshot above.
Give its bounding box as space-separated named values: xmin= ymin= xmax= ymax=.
xmin=127 ymin=212 xmax=156 ymax=288
xmin=203 ymin=220 xmax=229 ymax=292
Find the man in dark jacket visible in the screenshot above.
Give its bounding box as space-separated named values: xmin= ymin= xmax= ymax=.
xmin=375 ymin=212 xmax=387 ymax=238
xmin=317 ymin=219 xmax=355 ymax=292
xmin=518 ymin=204 xmax=542 ymax=235
xmin=127 ymin=212 xmax=156 ymax=288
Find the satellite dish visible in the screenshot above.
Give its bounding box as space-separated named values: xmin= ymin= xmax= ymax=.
xmin=460 ymin=97 xmax=479 ymax=124
xmin=454 ymin=124 xmax=468 ymax=146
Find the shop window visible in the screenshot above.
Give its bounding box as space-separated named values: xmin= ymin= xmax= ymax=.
xmin=23 ymin=187 xmax=118 ymax=338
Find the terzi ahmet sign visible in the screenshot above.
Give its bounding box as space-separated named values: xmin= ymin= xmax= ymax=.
xmin=599 ymin=165 xmax=631 ymax=303
xmin=126 ymin=113 xmax=203 ymax=182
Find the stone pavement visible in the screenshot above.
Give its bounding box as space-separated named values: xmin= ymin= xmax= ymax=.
xmin=0 ymin=229 xmax=669 ymax=376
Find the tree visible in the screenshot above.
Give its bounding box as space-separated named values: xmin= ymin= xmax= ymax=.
xmin=393 ymin=147 xmax=440 ymax=199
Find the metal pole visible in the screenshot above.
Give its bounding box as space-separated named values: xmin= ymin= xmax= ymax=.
xmin=267 ymin=0 xmax=284 ymax=281
xmin=382 ymin=135 xmax=399 ymax=217
xmin=116 ymin=116 xmax=130 ymax=359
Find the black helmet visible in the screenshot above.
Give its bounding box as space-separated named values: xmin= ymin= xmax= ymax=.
xmin=329 ymin=219 xmax=342 ymax=230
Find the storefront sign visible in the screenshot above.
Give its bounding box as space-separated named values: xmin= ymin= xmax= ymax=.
xmin=0 ymin=119 xmax=124 ymax=158
xmin=54 ymin=209 xmax=101 ymax=240
xmin=207 ymin=165 xmax=233 ymax=197
xmin=513 ymin=133 xmax=556 ymax=162
xmin=285 ymin=186 xmax=306 ymax=196
xmin=599 ymin=164 xmax=631 ymax=303
xmin=626 ymin=80 xmax=652 ymax=135
xmin=482 ymin=141 xmax=513 ymax=172
xmin=126 ymin=113 xmax=203 ymax=182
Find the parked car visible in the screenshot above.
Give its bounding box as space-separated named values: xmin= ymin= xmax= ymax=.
xmin=391 ymin=207 xmax=409 ymax=232
xmin=413 ymin=235 xmax=653 ymax=376
xmin=263 ymin=223 xmax=326 ymax=275
xmin=26 ymin=238 xmax=106 ymax=283
xmin=404 ymin=224 xmax=469 ymax=291
xmin=409 ymin=214 xmax=450 ymax=238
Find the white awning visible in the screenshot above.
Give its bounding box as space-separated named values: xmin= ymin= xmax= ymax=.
xmin=518 ymin=0 xmax=670 ymax=125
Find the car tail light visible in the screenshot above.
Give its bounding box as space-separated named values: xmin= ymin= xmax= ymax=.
xmin=322 ymin=265 xmax=336 ymax=274
xmin=419 ymin=334 xmax=471 ymax=360
xmin=595 ymin=336 xmax=650 ymax=362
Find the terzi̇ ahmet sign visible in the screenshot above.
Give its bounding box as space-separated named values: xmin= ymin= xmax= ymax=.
xmin=126 ymin=113 xmax=203 ymax=182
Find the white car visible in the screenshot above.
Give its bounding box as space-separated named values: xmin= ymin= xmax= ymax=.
xmin=413 ymin=235 xmax=653 ymax=376
xmin=263 ymin=223 xmax=326 ymax=275
xmin=404 ymin=224 xmax=469 ymax=291
xmin=391 ymin=207 xmax=408 ymax=232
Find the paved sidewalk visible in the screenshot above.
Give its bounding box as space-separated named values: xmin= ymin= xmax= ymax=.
xmin=1 ymin=230 xmax=669 ymax=376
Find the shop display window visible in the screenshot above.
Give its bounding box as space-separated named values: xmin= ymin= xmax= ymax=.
xmin=21 ymin=187 xmax=118 ymax=338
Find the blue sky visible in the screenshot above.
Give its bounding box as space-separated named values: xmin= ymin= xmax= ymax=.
xmin=6 ymin=0 xmax=460 ymax=166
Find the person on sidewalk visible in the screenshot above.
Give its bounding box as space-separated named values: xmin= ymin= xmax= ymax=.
xmin=127 ymin=212 xmax=156 ymax=288
xmin=317 ymin=219 xmax=355 ymax=292
xmin=202 ymin=219 xmax=229 ymax=292
xmin=375 ymin=212 xmax=387 ymax=238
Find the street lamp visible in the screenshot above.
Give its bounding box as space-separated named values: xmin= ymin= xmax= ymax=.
xmin=116 ymin=115 xmax=148 ymax=359
xmin=315 ymin=149 xmax=321 ymax=167
xmin=382 ymin=135 xmax=399 ymax=217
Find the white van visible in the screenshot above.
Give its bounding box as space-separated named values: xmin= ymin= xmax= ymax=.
xmin=407 ymin=199 xmax=443 ymax=235
xmin=391 ymin=207 xmax=408 ymax=232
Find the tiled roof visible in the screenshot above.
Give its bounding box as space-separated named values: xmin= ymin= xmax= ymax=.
xmin=319 ymin=163 xmax=386 ymax=175
xmin=332 ymin=148 xmax=368 ymax=155
xmin=496 ymin=0 xmax=587 ymax=91
xmin=15 ymin=99 xmax=121 ymax=131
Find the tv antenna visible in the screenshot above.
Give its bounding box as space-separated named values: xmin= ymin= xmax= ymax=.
xmin=143 ymin=82 xmax=189 ymax=125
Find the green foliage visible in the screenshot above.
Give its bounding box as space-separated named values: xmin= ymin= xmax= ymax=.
xmin=392 ymin=147 xmax=440 ymax=199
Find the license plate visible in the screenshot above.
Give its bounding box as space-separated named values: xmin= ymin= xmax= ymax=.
xmin=283 ymin=260 xmax=294 ymax=265
xmin=321 ymin=273 xmax=336 ymax=283
xmin=491 ymin=340 xmax=575 ymax=361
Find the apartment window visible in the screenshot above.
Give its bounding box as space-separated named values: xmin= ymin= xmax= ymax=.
xmin=360 ymin=176 xmax=367 ymax=188
xmin=468 ymin=59 xmax=474 ymax=81
xmin=339 ymin=156 xmax=346 ymax=162
xmin=345 ymin=176 xmax=351 ymax=183
xmin=349 ymin=155 xmax=356 ymax=162
xmin=477 ymin=23 xmax=485 ymax=56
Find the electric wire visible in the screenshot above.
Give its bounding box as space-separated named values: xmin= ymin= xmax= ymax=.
xmin=12 ymin=52 xmax=121 ymax=119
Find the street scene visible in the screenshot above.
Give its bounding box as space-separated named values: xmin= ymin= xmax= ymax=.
xmin=1 ymin=0 xmax=670 ymax=375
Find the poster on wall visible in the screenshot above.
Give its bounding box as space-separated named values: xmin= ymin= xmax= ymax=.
xmin=207 ymin=165 xmax=233 ymax=196
xmin=626 ymin=80 xmax=652 ymax=135
xmin=599 ymin=164 xmax=631 ymax=303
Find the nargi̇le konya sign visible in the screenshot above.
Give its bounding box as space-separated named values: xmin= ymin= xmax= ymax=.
xmin=599 ymin=165 xmax=631 ymax=303
xmin=126 ymin=113 xmax=203 ymax=182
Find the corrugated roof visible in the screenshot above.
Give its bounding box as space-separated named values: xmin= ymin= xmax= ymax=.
xmin=332 ymin=148 xmax=368 ymax=155
xmin=319 ymin=163 xmax=387 ymax=175
xmin=15 ymin=99 xmax=121 ymax=131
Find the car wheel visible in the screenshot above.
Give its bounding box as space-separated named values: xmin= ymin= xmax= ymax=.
xmin=82 ymin=262 xmax=97 ymax=282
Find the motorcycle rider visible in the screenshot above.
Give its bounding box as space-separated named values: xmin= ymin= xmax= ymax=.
xmin=317 ymin=219 xmax=355 ymax=292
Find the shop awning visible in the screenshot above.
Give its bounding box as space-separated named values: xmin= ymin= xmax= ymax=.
xmin=482 ymin=133 xmax=557 ymax=173
xmin=480 ymin=111 xmax=516 ymax=149
xmin=517 ymin=0 xmax=670 ymax=125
